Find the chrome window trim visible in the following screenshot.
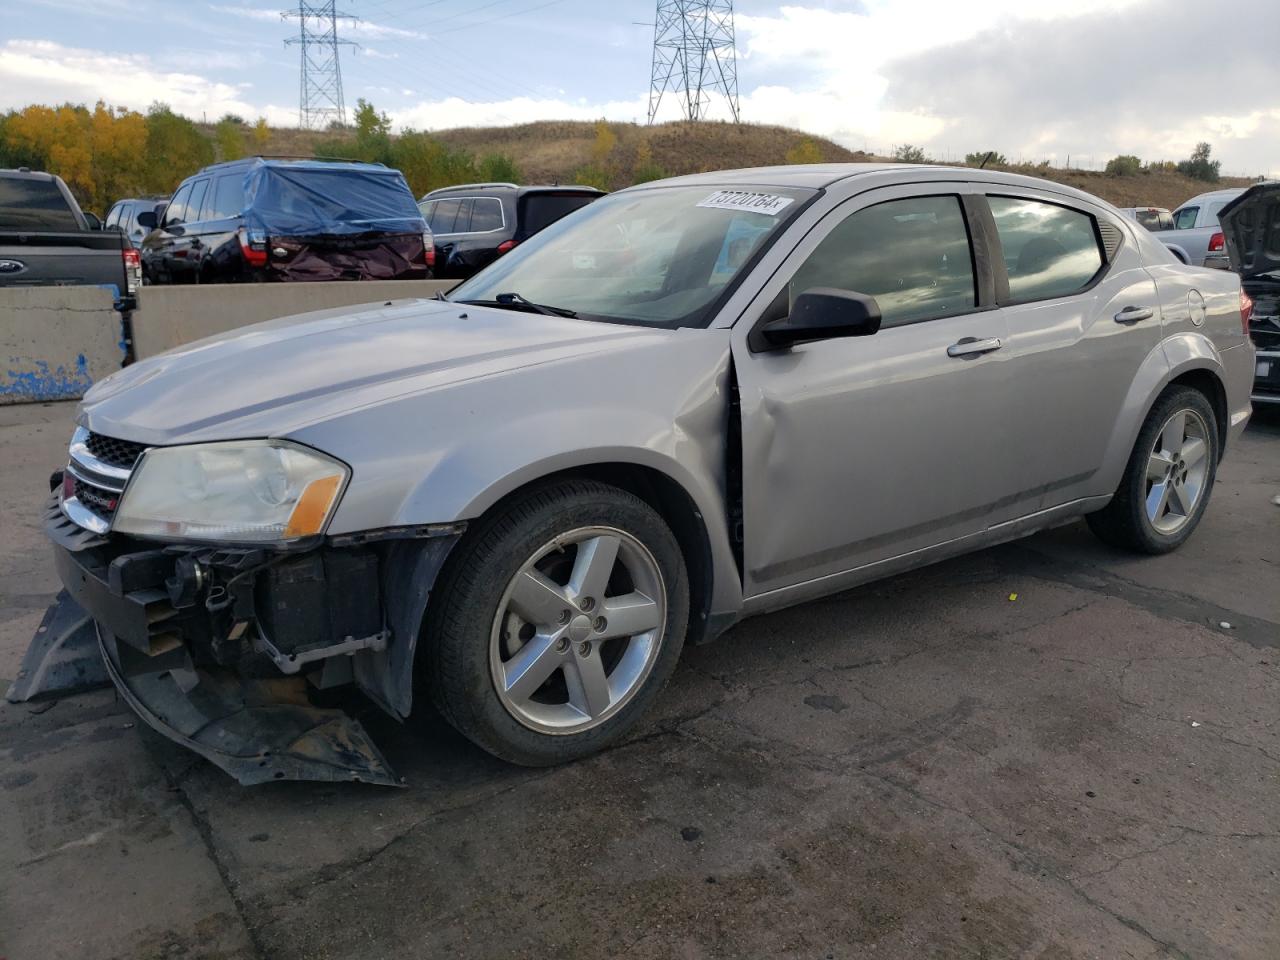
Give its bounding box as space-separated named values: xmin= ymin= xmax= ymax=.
xmin=426 ymin=195 xmax=508 ymax=237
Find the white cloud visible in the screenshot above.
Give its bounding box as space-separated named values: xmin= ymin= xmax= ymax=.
xmin=0 ymin=39 xmax=295 ymax=126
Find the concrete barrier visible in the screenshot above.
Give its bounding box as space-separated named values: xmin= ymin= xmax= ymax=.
xmin=132 ymin=280 xmax=457 ymax=359
xmin=0 ymin=287 xmax=123 ymax=405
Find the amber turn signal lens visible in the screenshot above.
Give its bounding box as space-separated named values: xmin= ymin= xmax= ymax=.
xmin=285 ymin=474 xmax=344 ymax=538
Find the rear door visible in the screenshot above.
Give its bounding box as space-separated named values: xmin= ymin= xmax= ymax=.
xmin=979 ymin=190 xmax=1162 ymax=511
xmin=733 ymin=184 xmax=1014 ymax=601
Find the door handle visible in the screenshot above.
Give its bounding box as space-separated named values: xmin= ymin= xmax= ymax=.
xmin=1114 ymin=306 xmax=1154 ymax=324
xmin=947 ymin=336 xmax=1003 ymax=358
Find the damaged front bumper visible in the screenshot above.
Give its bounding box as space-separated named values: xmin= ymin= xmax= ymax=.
xmin=7 ymin=485 xmax=461 ymax=787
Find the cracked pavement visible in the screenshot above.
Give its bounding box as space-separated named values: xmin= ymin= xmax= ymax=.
xmin=1 ymin=401 xmax=1277 ymax=959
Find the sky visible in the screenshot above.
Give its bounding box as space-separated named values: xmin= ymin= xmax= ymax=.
xmin=3 ymin=0 xmax=1276 ymax=176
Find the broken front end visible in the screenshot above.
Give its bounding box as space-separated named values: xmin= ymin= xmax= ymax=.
xmin=7 ymin=427 xmax=460 ymax=787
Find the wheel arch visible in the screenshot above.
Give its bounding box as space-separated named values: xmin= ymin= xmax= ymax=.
xmin=456 ymin=459 xmax=725 ymax=648
xmin=1166 ymin=367 xmax=1228 ymax=459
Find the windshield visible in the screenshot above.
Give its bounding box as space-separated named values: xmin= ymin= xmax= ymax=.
xmin=450 ymin=184 xmax=815 ymax=328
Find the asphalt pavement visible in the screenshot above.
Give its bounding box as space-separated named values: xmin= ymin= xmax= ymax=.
xmin=1 ymin=400 xmax=1277 ymax=960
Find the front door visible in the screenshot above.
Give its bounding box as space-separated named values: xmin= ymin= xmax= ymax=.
xmin=733 ymin=185 xmax=1014 ymax=603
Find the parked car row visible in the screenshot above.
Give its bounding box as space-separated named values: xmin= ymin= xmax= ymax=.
xmin=1118 ymin=188 xmax=1248 ymax=269
xmin=93 ymin=159 xmax=606 ymax=286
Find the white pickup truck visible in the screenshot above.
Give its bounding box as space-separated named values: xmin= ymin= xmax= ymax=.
xmin=1148 ymin=188 xmax=1244 ymax=268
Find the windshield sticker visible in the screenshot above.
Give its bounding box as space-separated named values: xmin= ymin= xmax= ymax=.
xmin=697 ymin=190 xmax=795 ymax=217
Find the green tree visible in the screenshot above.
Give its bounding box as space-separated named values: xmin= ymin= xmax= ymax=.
xmin=252 ymin=117 xmax=271 ymax=153
xmin=477 ymin=153 xmax=521 ymax=183
xmin=214 ymin=116 xmax=245 ymax=162
xmin=892 ymin=143 xmax=928 ymax=163
xmin=144 ymin=103 xmax=213 ymax=193
xmin=1177 ymin=142 xmax=1221 ymax=183
xmin=964 ymin=150 xmax=1007 ymax=167
xmin=351 ymin=98 xmax=392 ymax=163
xmin=1104 ymin=154 xmax=1142 ymax=177
xmin=785 ymin=138 xmax=824 ymax=165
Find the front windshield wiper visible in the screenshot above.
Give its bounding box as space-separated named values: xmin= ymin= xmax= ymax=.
xmin=458 ymin=292 xmax=577 ymax=319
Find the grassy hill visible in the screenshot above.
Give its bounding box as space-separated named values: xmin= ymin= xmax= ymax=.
xmin=226 ymin=119 xmax=1251 ymax=211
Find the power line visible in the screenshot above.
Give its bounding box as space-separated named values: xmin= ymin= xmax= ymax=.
xmin=648 ymin=0 xmax=740 ymax=124
xmin=284 ymin=1 xmax=358 ymax=129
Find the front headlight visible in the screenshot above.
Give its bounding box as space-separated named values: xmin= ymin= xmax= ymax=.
xmin=113 ymin=440 xmax=349 ymax=543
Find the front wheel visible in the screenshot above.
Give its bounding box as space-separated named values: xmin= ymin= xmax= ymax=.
xmin=424 ymin=479 xmax=689 ymax=766
xmin=1087 ymin=386 xmax=1219 ymax=554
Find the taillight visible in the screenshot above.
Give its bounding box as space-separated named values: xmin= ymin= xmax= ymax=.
xmin=238 ymin=226 xmax=268 ymax=268
xmin=496 ymin=239 xmax=518 ymax=255
xmin=423 ymin=231 xmax=435 ymax=269
xmin=121 ymin=247 xmax=141 ymax=296
xmin=1208 ymin=231 xmax=1225 ymax=252
xmin=1240 ymin=289 xmax=1253 ymax=335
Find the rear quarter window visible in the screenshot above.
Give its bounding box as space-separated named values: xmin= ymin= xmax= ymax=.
xmin=0 ymin=177 xmax=80 ymax=230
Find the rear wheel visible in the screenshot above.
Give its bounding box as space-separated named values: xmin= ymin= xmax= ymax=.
xmin=1087 ymin=386 xmax=1218 ymax=554
xmin=424 ymin=479 xmax=689 ymax=765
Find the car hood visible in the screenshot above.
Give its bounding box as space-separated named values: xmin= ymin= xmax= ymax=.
xmin=80 ymin=299 xmax=669 ymax=444
xmin=1218 ymin=182 xmax=1280 ymax=279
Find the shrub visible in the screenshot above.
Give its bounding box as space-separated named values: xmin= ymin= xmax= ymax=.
xmin=1105 ymin=154 xmax=1142 ymax=177
xmin=1177 ymin=142 xmax=1221 ymax=183
xmin=964 ymin=150 xmax=1007 ymax=168
xmin=892 ymin=144 xmax=928 ymax=163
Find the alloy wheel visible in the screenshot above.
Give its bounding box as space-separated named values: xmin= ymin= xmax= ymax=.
xmin=488 ymin=526 xmax=667 ymax=734
xmin=1145 ymin=408 xmax=1210 ymax=535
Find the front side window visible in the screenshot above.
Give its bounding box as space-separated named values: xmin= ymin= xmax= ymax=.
xmin=186 ymin=179 xmax=209 ymax=223
xmin=789 ymin=194 xmax=976 ymax=328
xmin=206 ymin=175 xmax=245 ymax=220
xmin=165 ymin=183 xmax=193 ymax=226
xmin=105 ymin=203 xmax=123 ymax=229
xmin=1173 ymin=206 xmax=1198 ymax=230
xmin=429 ymin=198 xmax=462 ymax=232
xmin=988 ymin=196 xmax=1103 ymax=302
xmin=451 ymin=184 xmax=814 ymax=328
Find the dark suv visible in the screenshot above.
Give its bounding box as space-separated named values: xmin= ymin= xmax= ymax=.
xmin=418 ymin=183 xmax=604 ymax=279
xmin=140 ymin=157 xmax=432 ymax=284
xmin=104 ymin=196 xmax=168 ymax=248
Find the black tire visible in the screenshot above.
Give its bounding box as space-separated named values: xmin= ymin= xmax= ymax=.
xmin=1086 ymin=385 xmax=1219 ymax=554
xmin=423 ymin=479 xmax=689 ymax=766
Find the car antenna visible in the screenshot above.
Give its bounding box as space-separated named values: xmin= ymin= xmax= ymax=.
xmin=979 ymin=151 xmax=995 ymax=169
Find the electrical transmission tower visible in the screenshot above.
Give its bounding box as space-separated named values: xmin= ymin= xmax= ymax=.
xmin=283 ymin=2 xmax=357 ymax=130
xmin=647 ymin=1 xmax=740 ymax=125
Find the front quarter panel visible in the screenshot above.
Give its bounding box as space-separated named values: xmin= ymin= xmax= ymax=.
xmin=292 ymin=328 xmax=743 ymax=616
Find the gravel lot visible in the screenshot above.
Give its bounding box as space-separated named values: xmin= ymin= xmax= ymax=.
xmin=2 ymin=400 xmax=1277 ymax=960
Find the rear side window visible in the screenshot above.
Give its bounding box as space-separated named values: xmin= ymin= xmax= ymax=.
xmin=1173 ymin=206 xmax=1198 ymax=230
xmin=789 ymin=194 xmax=976 ymax=328
xmin=0 ymin=177 xmax=80 ymax=230
xmin=519 ymin=193 xmax=599 ymax=236
xmin=205 ymin=175 xmax=245 ymax=220
xmin=469 ymin=197 xmax=504 ymax=232
xmin=1133 ymin=209 xmax=1166 ymax=231
xmin=988 ymin=196 xmax=1103 ymax=303
xmin=453 ymin=199 xmax=474 ymax=233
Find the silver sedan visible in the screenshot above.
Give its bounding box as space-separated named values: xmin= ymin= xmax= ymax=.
xmin=22 ymin=163 xmax=1255 ymax=784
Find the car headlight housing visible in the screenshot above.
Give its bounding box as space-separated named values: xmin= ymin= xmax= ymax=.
xmin=113 ymin=440 xmax=349 ymax=543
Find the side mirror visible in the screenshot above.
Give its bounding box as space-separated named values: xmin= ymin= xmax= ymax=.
xmin=758 ymin=288 xmax=882 ymax=349
xmin=137 ymin=210 xmax=158 ymax=229
xmin=82 ymin=211 xmax=102 ymax=231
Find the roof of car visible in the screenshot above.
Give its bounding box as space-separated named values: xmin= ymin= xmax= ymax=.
xmin=420 ymin=183 xmax=607 ymax=200
xmin=188 ymin=157 xmax=394 ymax=178
xmin=0 ymin=168 xmax=60 ymax=182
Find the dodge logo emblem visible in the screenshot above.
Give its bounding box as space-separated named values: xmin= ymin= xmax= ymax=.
xmin=0 ymin=259 xmax=25 ymax=274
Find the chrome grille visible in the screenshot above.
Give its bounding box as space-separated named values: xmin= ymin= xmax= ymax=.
xmin=62 ymin=426 xmax=146 ymax=534
xmin=84 ymin=431 xmax=147 ymax=471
